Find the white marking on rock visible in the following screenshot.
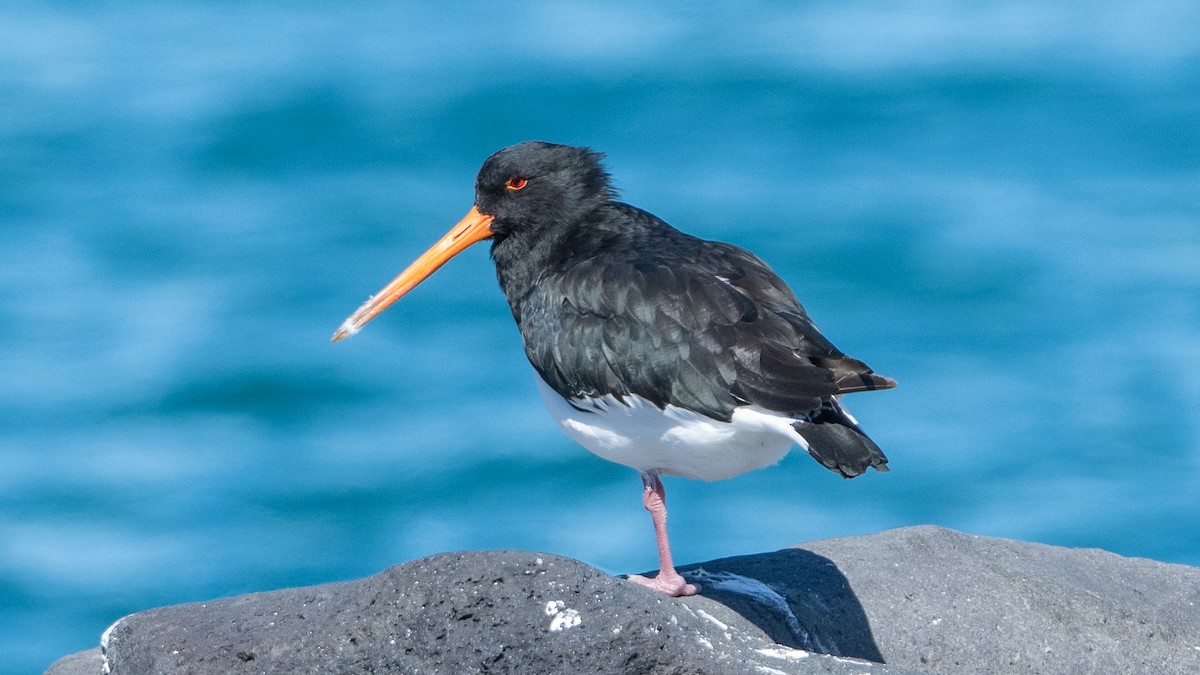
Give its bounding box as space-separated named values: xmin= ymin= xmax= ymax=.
xmin=549 ymin=609 xmax=581 ymax=632
xmin=544 ymin=600 xmax=581 ymax=632
xmin=695 ymin=608 xmax=729 ymax=631
xmin=756 ymin=646 xmax=811 ymax=661
xmin=99 ymin=617 xmax=125 ymax=675
xmin=100 ymin=619 xmax=119 ymax=652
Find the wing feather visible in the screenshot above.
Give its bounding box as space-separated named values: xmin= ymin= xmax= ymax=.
xmin=518 ymin=231 xmax=893 ymax=421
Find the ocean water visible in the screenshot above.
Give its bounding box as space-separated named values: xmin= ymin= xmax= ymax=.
xmin=3 ymin=2 xmax=1198 ymax=672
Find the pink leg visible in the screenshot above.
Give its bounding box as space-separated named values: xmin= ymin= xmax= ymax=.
xmin=626 ymin=472 xmax=699 ymax=597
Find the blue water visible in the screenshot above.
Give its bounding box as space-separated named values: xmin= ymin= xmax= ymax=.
xmin=3 ymin=3 xmax=1198 ymax=672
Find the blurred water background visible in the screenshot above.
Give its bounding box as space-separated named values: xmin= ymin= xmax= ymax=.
xmin=3 ymin=2 xmax=1198 ymax=672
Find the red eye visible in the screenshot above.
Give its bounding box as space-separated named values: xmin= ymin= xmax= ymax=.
xmin=505 ymin=176 xmax=528 ymax=191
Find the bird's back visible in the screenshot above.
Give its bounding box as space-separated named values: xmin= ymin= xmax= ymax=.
xmin=512 ymin=202 xmax=895 ymax=424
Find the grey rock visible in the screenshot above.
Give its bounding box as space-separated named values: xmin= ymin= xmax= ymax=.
xmin=90 ymin=550 xmax=908 ymax=675
xmin=827 ymin=526 xmax=1200 ymax=673
xmin=684 ymin=526 xmax=1200 ymax=674
xmin=45 ymin=526 xmax=1200 ymax=675
xmin=44 ymin=649 xmax=105 ymax=675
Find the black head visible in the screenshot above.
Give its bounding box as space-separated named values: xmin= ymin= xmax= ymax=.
xmin=475 ymin=141 xmax=616 ymax=241
xmin=331 ymin=141 xmax=615 ymax=341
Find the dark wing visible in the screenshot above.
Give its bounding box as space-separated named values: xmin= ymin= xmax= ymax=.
xmin=518 ymin=233 xmax=894 ymax=422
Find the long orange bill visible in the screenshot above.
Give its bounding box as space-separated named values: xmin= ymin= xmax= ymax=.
xmin=331 ymin=206 xmax=495 ymax=342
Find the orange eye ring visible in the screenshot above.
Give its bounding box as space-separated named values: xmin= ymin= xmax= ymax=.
xmin=505 ymin=176 xmax=528 ymax=191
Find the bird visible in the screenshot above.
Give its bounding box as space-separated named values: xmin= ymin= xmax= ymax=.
xmin=332 ymin=141 xmax=895 ymax=597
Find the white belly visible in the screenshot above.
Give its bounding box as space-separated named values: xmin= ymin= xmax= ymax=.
xmin=535 ymin=377 xmax=809 ymax=481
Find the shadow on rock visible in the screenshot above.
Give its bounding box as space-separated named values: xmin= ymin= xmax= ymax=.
xmin=679 ymin=548 xmax=884 ymax=662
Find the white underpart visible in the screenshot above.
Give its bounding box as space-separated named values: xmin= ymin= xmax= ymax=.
xmin=535 ymin=377 xmax=811 ymax=482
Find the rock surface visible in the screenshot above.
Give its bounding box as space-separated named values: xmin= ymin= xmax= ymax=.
xmin=46 ymin=526 xmax=1200 ymax=675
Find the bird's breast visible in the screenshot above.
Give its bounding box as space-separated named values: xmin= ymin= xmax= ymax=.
xmin=534 ymin=375 xmax=805 ymax=482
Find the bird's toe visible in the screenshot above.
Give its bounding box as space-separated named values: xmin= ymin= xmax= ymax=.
xmin=626 ymin=572 xmax=700 ymax=597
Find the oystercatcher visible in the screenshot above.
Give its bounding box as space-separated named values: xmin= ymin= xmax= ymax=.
xmin=333 ymin=141 xmax=895 ymax=597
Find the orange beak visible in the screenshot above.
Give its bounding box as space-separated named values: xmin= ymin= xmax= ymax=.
xmin=331 ymin=206 xmax=495 ymax=342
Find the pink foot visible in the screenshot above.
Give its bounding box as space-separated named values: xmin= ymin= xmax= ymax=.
xmin=627 ymin=571 xmax=699 ymax=597
xmin=629 ymin=472 xmax=700 ymax=597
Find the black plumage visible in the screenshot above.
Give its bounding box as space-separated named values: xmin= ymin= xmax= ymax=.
xmin=479 ymin=142 xmax=895 ymax=477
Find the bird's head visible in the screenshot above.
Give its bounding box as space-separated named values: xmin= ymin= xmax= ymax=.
xmin=475 ymin=141 xmax=613 ymax=241
xmin=331 ymin=141 xmax=612 ymax=342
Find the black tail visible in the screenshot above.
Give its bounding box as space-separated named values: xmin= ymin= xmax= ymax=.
xmin=792 ymin=398 xmax=889 ymax=478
